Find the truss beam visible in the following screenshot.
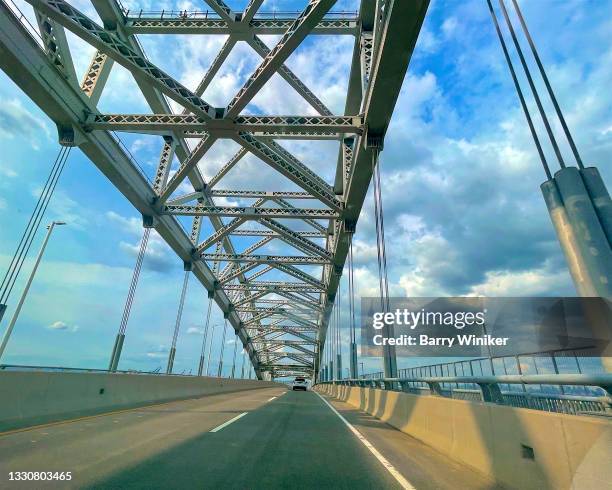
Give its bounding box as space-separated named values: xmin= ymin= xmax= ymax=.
xmin=164 ymin=205 xmax=339 ymax=220
xmin=224 ymin=283 xmax=324 ymax=293
xmin=229 ymin=229 xmax=326 ymax=238
xmin=226 ymin=0 xmax=337 ymax=117
xmin=200 ymin=253 xmax=330 ymax=266
xmin=124 ymin=17 xmax=358 ymax=35
xmin=234 ymin=133 xmax=342 ymax=211
xmin=25 ymin=0 xmax=216 ymax=118
xmin=86 ymin=114 xmax=363 ymax=135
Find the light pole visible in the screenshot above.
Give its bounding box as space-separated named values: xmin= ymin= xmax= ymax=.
xmin=0 ymin=221 xmax=66 ymax=360
xmin=205 ymin=324 xmax=219 ymax=376
xmin=217 ymin=320 xmax=227 ymax=377
xmin=360 ymin=362 xmax=364 ymax=378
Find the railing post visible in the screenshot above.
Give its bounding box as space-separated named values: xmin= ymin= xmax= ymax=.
xmin=427 ymin=381 xmax=444 ymax=396
xmin=478 ymin=382 xmax=504 ymax=404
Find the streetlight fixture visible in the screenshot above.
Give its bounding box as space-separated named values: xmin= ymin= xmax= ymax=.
xmin=0 ymin=221 xmax=66 ymax=360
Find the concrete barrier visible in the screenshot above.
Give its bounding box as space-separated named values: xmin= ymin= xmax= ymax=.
xmin=0 ymin=371 xmax=282 ymax=432
xmin=316 ymin=383 xmax=612 ymax=490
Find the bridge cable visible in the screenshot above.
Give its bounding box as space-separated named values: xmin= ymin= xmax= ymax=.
xmin=486 ymin=0 xmax=551 ymax=179
xmin=198 ymin=297 xmax=213 ymax=375
xmin=218 ymin=318 xmax=228 ymax=377
xmin=348 ymin=235 xmax=357 ymax=376
xmin=108 ymin=227 xmax=151 ymax=371
xmin=327 ymin=301 xmax=332 ymax=379
xmin=118 ymin=228 xmax=150 ymax=337
xmin=167 ymin=270 xmax=190 ymax=373
xmin=0 ymin=147 xmax=71 ymax=313
xmin=372 ymin=151 xmax=390 ymax=313
xmin=497 ymin=0 xmax=566 ymax=170
xmin=337 ymin=277 xmax=342 ymax=378
xmin=331 ymin=298 xmax=336 ymax=379
xmin=240 ymin=346 xmax=246 ymax=378
xmin=510 ymin=0 xmax=584 ymax=169
xmin=231 ymin=330 xmax=239 ymax=378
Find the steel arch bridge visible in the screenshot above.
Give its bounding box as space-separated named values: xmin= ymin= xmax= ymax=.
xmin=0 ymin=0 xmax=428 ymax=379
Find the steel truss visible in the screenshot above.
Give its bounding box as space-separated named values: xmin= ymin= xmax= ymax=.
xmin=0 ymin=0 xmax=428 ymax=380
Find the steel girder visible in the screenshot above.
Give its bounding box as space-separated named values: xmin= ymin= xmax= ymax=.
xmin=313 ymin=0 xmax=430 ymax=379
xmin=85 ymin=114 xmax=364 ymax=136
xmin=163 ymin=205 xmax=340 ymax=220
xmin=1 ymin=0 xmax=428 ymax=379
xmin=124 ymin=17 xmax=358 ymax=36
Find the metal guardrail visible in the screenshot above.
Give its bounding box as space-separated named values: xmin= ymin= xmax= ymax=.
xmin=360 ymin=346 xmax=601 ymax=381
xmin=0 ymin=364 xmax=195 ymax=377
xmin=318 ymin=374 xmax=612 ymax=416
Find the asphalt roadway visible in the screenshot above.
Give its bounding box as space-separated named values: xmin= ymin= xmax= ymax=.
xmin=0 ymin=388 xmax=498 ymax=489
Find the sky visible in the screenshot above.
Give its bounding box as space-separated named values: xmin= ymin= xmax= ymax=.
xmin=0 ymin=0 xmax=610 ymax=376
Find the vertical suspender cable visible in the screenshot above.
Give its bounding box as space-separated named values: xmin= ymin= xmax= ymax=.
xmin=510 ymin=0 xmax=584 ymax=169
xmin=198 ymin=296 xmax=213 ymax=375
xmin=0 ymin=147 xmax=71 ymax=315
xmin=486 ymin=0 xmax=552 ymax=179
xmin=331 ymin=296 xmax=335 ymax=379
xmin=335 ymin=281 xmax=339 ymax=357
xmin=372 ymin=148 xmax=396 ymax=378
xmin=241 ymin=348 xmax=246 ymax=378
xmin=109 ymin=227 xmax=150 ymax=371
xmin=498 ymin=0 xmax=565 ymax=169
xmin=231 ymin=331 xmax=238 ymax=378
xmin=348 ymin=235 xmax=357 ymax=378
xmin=218 ymin=318 xmax=227 ymax=377
xmin=119 ymin=229 xmax=150 ymax=337
xmin=337 ymin=278 xmax=342 ymax=378
xmin=0 ymin=147 xmax=66 ymax=300
xmin=166 ymin=270 xmax=190 ymax=374
xmin=372 ymin=152 xmax=390 ymax=311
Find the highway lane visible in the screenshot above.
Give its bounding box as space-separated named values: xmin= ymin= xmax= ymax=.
xmin=0 ymin=388 xmax=494 ymax=489
xmin=321 ymin=393 xmax=500 ymax=490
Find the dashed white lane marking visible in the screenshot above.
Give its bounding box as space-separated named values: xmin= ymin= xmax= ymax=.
xmin=267 ymin=397 xmax=277 ymax=402
xmin=314 ymin=392 xmax=416 ymax=490
xmin=209 ymin=412 xmax=248 ymax=433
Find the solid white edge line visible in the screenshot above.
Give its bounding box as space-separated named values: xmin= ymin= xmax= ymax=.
xmin=267 ymin=396 xmax=278 ymax=402
xmin=209 ymin=412 xmax=248 ymax=433
xmin=315 ymin=391 xmax=416 ymax=490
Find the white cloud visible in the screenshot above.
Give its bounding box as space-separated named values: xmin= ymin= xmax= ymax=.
xmin=0 ymin=167 xmax=17 ymax=178
xmin=107 ymin=211 xmax=177 ymax=273
xmin=468 ymin=263 xmax=573 ymax=297
xmin=0 ymin=97 xmax=51 ymax=149
xmin=47 ymin=321 xmax=79 ymax=332
xmin=146 ymin=345 xmax=170 ymax=359
xmin=441 ymin=17 xmax=458 ymax=38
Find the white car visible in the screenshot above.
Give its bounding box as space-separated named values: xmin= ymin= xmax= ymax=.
xmin=292 ymin=376 xmax=308 ymax=391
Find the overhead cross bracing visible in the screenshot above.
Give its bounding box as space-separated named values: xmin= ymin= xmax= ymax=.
xmin=0 ymin=0 xmax=428 ymax=380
